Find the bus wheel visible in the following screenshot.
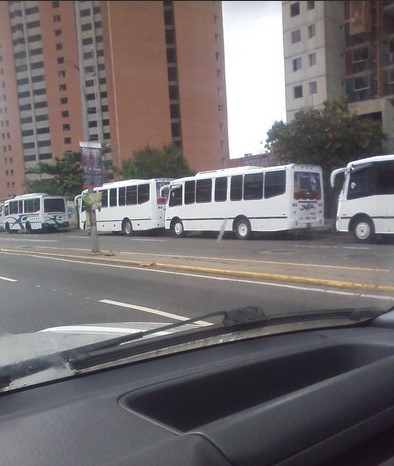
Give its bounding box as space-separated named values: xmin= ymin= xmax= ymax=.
xmin=5 ymin=223 xmax=11 ymax=234
xmin=122 ymin=219 xmax=133 ymax=236
xmin=235 ymin=217 xmax=251 ymax=240
xmin=26 ymin=222 xmax=32 ymax=233
xmin=352 ymin=217 xmax=375 ymax=243
xmin=173 ymin=219 xmax=185 ymax=237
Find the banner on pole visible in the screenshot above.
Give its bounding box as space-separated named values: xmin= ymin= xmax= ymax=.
xmin=80 ymin=141 xmax=103 ymax=188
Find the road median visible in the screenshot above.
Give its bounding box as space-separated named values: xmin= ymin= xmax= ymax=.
xmin=1 ymin=246 xmax=394 ymax=295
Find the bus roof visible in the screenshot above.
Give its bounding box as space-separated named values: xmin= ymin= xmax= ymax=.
xmin=100 ymin=178 xmax=173 ymax=188
xmin=345 ymin=154 xmax=394 ymax=168
xmin=171 ymin=164 xmax=322 ymax=183
xmin=4 ymin=193 xmax=65 ymax=200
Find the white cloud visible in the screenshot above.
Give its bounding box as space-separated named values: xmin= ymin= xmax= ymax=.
xmin=222 ymin=1 xmax=286 ymax=158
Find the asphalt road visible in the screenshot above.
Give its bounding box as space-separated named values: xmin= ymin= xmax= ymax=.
xmin=0 ymin=228 xmax=393 ymax=334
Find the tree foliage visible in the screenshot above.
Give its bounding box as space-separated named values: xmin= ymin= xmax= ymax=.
xmin=25 ymin=151 xmax=84 ymax=200
xmin=264 ymin=100 xmax=387 ymax=217
xmin=118 ymin=145 xmax=193 ymax=180
xmin=265 ymin=100 xmax=386 ymax=171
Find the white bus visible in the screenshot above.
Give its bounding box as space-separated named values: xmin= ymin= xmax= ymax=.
xmin=163 ymin=164 xmax=324 ymax=239
xmin=3 ymin=193 xmax=69 ymax=233
xmin=75 ymin=178 xmax=172 ymax=235
xmin=330 ymin=154 xmax=394 ymax=243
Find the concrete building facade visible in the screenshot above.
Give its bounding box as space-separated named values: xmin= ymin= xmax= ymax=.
xmin=282 ymin=0 xmax=394 ymax=151
xmin=0 ymin=1 xmax=229 ymax=199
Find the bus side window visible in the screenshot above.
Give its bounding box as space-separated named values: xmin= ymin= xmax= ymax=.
xmin=265 ymin=170 xmax=286 ymax=198
xmin=376 ymin=161 xmax=394 ymax=195
xmin=244 ymin=173 xmax=264 ymax=200
xmin=126 ymin=186 xmax=137 ymax=205
xmin=138 ymin=184 xmax=150 ymax=204
xmin=230 ymin=175 xmax=243 ymax=201
xmin=101 ymin=190 xmax=108 ymax=208
xmin=110 ymin=188 xmax=117 ymax=207
xmin=215 ymin=177 xmax=227 ymax=202
xmin=196 ymin=179 xmax=212 ymax=203
xmin=119 ymin=187 xmax=126 ymax=206
xmin=185 ymin=181 xmax=195 ymax=205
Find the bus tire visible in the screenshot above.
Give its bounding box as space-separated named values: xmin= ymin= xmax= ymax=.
xmin=5 ymin=223 xmax=11 ymax=234
xmin=352 ymin=217 xmax=375 ymax=243
xmin=173 ymin=219 xmax=185 ymax=237
xmin=122 ymin=219 xmax=133 ymax=236
xmin=26 ymin=222 xmax=32 ymax=233
xmin=235 ymin=217 xmax=251 ymax=240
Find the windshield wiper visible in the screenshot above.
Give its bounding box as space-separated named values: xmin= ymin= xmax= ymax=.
xmin=65 ymin=306 xmax=381 ymax=371
xmin=0 ymin=306 xmax=385 ymax=390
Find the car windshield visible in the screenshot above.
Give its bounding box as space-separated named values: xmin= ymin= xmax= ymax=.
xmin=0 ymin=0 xmax=393 ymax=394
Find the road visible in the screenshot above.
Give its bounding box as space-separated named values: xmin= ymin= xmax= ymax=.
xmin=0 ymin=228 xmax=393 ymax=334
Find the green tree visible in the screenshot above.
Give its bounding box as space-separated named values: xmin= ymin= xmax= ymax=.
xmin=119 ymin=145 xmax=193 ymax=180
xmin=264 ymin=99 xmax=387 ymax=217
xmin=25 ymin=151 xmax=84 ymax=200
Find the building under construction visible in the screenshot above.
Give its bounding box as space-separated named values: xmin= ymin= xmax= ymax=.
xmin=282 ymin=0 xmax=394 ymax=150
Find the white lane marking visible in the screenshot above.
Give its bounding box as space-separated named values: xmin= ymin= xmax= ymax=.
xmin=296 ymin=244 xmax=370 ymax=250
xmin=2 ymin=253 xmax=394 ymax=303
xmin=99 ymin=299 xmax=211 ymax=326
xmin=67 ymin=236 xmax=165 ymax=242
xmin=0 ymin=238 xmax=57 ymax=242
xmin=0 ymin=275 xmax=17 ymax=282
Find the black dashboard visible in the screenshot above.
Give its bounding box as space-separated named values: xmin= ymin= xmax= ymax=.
xmin=1 ymin=311 xmax=394 ymax=465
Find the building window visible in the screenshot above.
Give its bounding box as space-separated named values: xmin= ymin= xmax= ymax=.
xmin=60 ymin=97 xmax=68 ymax=104
xmin=294 ymin=85 xmax=303 ymax=98
xmin=389 ymin=69 xmax=394 ymax=84
xmin=292 ymin=57 xmax=302 ymax=71
xmin=308 ymin=53 xmax=316 ymax=66
xmin=354 ymin=75 xmax=370 ymax=91
xmin=290 ymin=2 xmax=300 ymax=17
xmin=308 ymin=24 xmax=316 ymax=39
xmin=37 ymin=127 xmax=49 ymax=134
xmin=56 ymin=42 xmax=63 ymax=50
xmin=57 ymin=57 xmax=64 ymax=64
xmin=61 ymin=110 xmax=69 ymax=117
xmin=53 ymin=15 xmax=61 ymax=22
xmin=55 ymin=29 xmax=62 ymax=36
xmin=63 ymin=124 xmax=70 ymax=131
xmin=52 ymin=1 xmax=60 ymax=7
xmin=27 ymin=20 xmax=40 ymax=29
xmin=58 ymin=70 xmax=66 ymax=77
xmin=82 ymin=37 xmax=93 ymax=46
xmin=64 ymin=137 xmax=71 ymax=144
xmin=80 ymin=9 xmax=91 ymax=17
xmin=59 ymin=84 xmax=67 ymax=91
xmin=309 ymin=81 xmax=317 ymax=94
xmin=353 ymin=46 xmax=368 ymax=63
xmin=307 ymin=1 xmax=315 ymax=10
xmin=291 ymin=29 xmax=301 ymax=43
xmin=216 ymin=69 xmax=222 ymax=78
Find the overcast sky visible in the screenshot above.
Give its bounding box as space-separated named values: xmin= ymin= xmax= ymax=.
xmin=222 ymin=1 xmax=286 ymax=159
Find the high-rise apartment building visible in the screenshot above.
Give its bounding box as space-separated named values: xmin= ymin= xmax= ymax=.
xmin=282 ymin=0 xmax=394 ymax=151
xmin=0 ymin=1 xmax=229 ymax=199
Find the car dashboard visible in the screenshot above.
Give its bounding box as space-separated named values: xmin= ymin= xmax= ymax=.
xmin=1 ymin=311 xmax=394 ymax=466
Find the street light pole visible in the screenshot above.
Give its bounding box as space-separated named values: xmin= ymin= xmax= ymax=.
xmin=87 ymin=46 xmax=101 ymax=254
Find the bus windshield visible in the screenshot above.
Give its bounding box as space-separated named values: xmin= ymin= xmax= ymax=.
xmin=294 ymin=172 xmax=321 ymax=200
